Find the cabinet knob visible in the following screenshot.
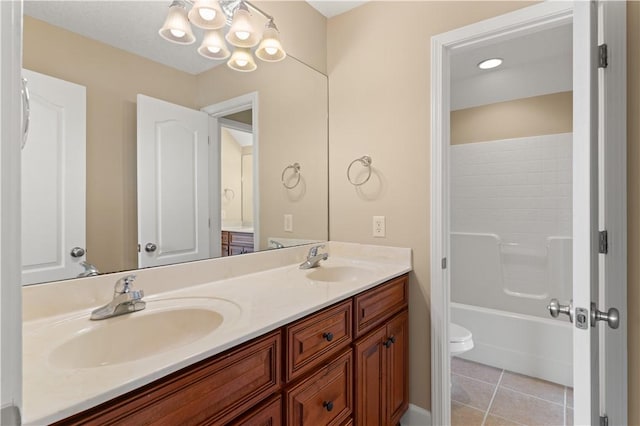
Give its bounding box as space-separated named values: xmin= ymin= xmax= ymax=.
xmin=383 ymin=335 xmax=396 ymax=348
xmin=322 ymin=400 xmax=334 ymax=412
xmin=322 ymin=332 xmax=334 ymax=342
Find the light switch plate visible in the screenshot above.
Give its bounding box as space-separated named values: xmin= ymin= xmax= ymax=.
xmin=373 ymin=216 xmax=385 ymax=237
xmin=284 ymin=214 xmax=293 ymax=232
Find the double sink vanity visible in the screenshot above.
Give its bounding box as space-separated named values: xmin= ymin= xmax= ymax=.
xmin=22 ymin=242 xmax=412 ymax=425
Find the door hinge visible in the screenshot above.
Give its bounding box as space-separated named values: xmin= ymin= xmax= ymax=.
xmin=599 ymin=43 xmax=608 ymax=68
xmin=137 ymin=243 xmax=141 ymax=253
xmin=599 ymin=230 xmax=608 ymax=254
xmin=600 ymin=414 xmax=608 ymax=426
xmin=441 ymin=257 xmax=447 ymax=269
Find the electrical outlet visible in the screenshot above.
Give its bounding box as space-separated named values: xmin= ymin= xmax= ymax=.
xmin=284 ymin=214 xmax=293 ymax=232
xmin=373 ymin=216 xmax=385 ymax=237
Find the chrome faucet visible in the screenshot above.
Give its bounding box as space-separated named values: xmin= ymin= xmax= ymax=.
xmin=90 ymin=274 xmax=146 ymax=320
xmin=299 ymin=245 xmax=329 ymax=269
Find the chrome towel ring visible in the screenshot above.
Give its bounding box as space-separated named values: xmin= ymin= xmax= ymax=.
xmin=347 ymin=155 xmax=372 ymax=186
xmin=21 ymin=77 xmax=30 ymax=150
xmin=282 ymin=163 xmax=301 ymax=189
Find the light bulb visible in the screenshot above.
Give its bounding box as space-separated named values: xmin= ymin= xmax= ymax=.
xmin=170 ymin=28 xmax=186 ymax=38
xmin=207 ymin=45 xmax=221 ymax=53
xmin=235 ymin=31 xmax=250 ymax=41
xmin=265 ymin=47 xmax=278 ymax=55
xmin=236 ymin=59 xmax=249 ymax=67
xmin=198 ymin=7 xmax=216 ymax=21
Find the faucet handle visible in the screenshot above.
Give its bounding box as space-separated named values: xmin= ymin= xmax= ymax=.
xmin=114 ymin=274 xmax=137 ymax=295
xmin=309 ymin=244 xmax=325 ymax=257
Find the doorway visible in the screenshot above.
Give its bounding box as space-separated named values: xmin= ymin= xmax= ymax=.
xmin=430 ymin=2 xmax=627 ymax=425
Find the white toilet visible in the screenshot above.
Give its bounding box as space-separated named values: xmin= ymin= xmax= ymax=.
xmin=449 ymin=323 xmax=474 ymax=356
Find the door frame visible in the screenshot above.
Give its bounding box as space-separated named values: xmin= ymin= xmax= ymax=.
xmin=202 ymin=92 xmax=259 ymax=253
xmin=429 ymin=2 xmax=621 ymax=425
xmin=0 ymin=0 xmax=23 ymax=420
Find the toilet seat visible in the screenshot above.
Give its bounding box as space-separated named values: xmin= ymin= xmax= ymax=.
xmin=449 ymin=323 xmax=474 ymax=355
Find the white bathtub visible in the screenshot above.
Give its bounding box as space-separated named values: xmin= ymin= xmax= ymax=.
xmin=451 ymin=302 xmax=573 ymax=387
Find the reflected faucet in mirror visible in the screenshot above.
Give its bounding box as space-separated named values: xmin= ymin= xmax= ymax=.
xmin=77 ymin=261 xmax=100 ymax=278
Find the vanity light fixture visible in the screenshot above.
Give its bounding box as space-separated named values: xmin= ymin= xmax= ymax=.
xmin=477 ymin=58 xmax=503 ymax=70
xmin=159 ymin=0 xmax=286 ymax=72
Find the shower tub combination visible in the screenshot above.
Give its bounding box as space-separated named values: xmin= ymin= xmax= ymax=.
xmin=450 ymin=232 xmax=573 ymax=387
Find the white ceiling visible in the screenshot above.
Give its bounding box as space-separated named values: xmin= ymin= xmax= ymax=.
xmin=225 ymin=127 xmax=253 ymax=147
xmin=306 ymin=1 xmax=367 ymax=18
xmin=24 ymin=0 xmax=366 ymax=76
xmin=450 ymin=23 xmax=573 ymax=110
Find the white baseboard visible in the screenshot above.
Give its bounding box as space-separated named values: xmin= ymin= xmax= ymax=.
xmin=400 ymin=404 xmax=431 ymax=426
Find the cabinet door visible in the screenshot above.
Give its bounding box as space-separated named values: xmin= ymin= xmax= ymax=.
xmin=227 ymin=394 xmax=282 ymax=426
xmin=353 ymin=326 xmax=386 ymax=426
xmin=385 ymin=310 xmax=409 ymax=426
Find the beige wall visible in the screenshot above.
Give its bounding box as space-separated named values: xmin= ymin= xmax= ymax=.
xmin=627 ymin=2 xmax=639 ymax=424
xmin=451 ymin=91 xmax=573 ymax=144
xmin=327 ymin=0 xmax=544 ymax=411
xmin=23 ymin=16 xmax=198 ymax=274
xmin=221 ymin=129 xmax=244 ymax=225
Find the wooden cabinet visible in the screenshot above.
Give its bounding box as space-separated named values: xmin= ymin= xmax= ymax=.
xmin=352 ymin=273 xmax=408 ymax=426
xmin=226 ymin=394 xmax=282 ymax=426
xmin=285 ymin=299 xmax=352 ymax=382
xmin=55 ymin=274 xmax=409 ymax=426
xmin=53 ymin=331 xmax=281 ymax=426
xmin=285 ymin=349 xmax=353 ymax=426
xmin=221 ymin=231 xmax=254 ymax=256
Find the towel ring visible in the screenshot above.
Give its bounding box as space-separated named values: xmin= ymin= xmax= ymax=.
xmin=347 ymin=156 xmax=372 ymax=186
xmin=282 ymin=163 xmax=301 ymax=189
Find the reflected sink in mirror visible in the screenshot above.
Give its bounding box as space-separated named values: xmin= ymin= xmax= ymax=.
xmin=305 ymin=266 xmax=374 ymax=283
xmin=48 ymin=298 xmax=239 ymax=369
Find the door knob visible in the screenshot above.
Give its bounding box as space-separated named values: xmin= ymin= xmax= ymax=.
xmin=591 ymin=302 xmax=620 ymax=329
xmin=547 ymin=298 xmax=573 ymax=323
xmin=70 ymin=247 xmax=85 ymax=258
xmin=145 ymin=243 xmax=157 ymax=253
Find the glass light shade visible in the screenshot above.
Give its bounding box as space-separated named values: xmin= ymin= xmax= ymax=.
xmin=255 ymin=22 xmax=286 ymax=62
xmin=227 ymin=48 xmax=257 ymax=72
xmin=225 ymin=2 xmax=260 ymax=48
xmin=188 ymin=0 xmax=225 ymax=30
xmin=159 ymin=1 xmax=195 ymax=45
xmin=197 ymin=30 xmax=230 ymax=60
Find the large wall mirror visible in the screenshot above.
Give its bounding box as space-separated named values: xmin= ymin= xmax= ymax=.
xmin=21 ymin=1 xmax=328 ymax=285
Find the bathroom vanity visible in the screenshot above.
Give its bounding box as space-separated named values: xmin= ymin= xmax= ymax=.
xmin=221 ymin=230 xmax=255 ymax=256
xmin=22 ymin=242 xmax=411 ymax=425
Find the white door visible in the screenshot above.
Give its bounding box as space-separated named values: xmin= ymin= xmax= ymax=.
xmin=21 ymin=69 xmax=86 ymax=285
xmin=137 ymin=94 xmax=210 ymax=268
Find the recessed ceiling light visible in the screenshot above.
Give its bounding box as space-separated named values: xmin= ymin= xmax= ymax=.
xmin=477 ymin=58 xmax=503 ymax=70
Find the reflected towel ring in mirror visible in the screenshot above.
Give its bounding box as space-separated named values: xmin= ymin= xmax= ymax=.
xmin=281 ymin=162 xmax=301 ymax=189
xmin=223 ymin=188 xmax=235 ymax=200
xmin=21 ymin=77 xmax=30 ymax=150
xmin=347 ymin=155 xmax=372 ymax=186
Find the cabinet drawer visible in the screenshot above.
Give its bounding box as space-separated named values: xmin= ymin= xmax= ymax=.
xmin=222 ymin=231 xmax=229 ymax=244
xmin=285 ymin=349 xmax=353 ymax=426
xmin=229 ymin=231 xmax=253 ymax=245
xmin=353 ymin=274 xmax=408 ymax=338
xmin=54 ymin=331 xmax=281 ymax=426
xmin=285 ymin=299 xmax=352 ymax=382
xmin=226 ymin=394 xmax=282 ymax=426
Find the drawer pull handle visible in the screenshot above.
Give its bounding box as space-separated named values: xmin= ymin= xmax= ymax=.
xmin=322 ymin=332 xmax=334 ymax=342
xmin=383 ymin=335 xmax=396 ymax=348
xmin=322 ymin=400 xmax=334 ymax=412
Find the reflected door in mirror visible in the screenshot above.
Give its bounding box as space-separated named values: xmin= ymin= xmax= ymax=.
xmin=21 ymin=69 xmax=86 ymax=284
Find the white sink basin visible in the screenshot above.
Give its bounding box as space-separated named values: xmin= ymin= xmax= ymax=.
xmin=49 ymin=300 xmax=235 ymax=369
xmin=305 ymin=265 xmax=373 ymax=282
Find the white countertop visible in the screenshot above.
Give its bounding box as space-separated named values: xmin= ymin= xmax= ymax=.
xmin=22 ymin=242 xmax=411 ymax=425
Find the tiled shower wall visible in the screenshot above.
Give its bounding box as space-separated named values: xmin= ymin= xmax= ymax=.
xmin=450 ymin=133 xmax=573 ymax=315
xmin=451 ymin=133 xmax=572 ymax=247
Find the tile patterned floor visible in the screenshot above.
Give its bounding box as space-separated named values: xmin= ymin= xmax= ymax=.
xmin=451 ymin=358 xmax=573 ymax=426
